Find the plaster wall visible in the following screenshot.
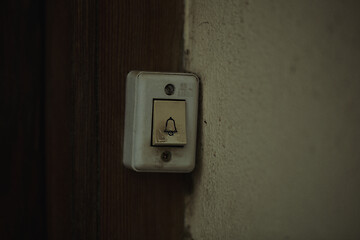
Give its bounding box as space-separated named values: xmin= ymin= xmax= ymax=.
xmin=184 ymin=0 xmax=360 ymax=239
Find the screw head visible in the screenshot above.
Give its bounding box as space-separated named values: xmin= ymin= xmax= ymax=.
xmin=164 ymin=84 xmax=175 ymax=95
xmin=161 ymin=151 xmax=172 ymax=162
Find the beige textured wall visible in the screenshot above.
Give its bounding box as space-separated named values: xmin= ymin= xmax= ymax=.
xmin=184 ymin=0 xmax=360 ymax=239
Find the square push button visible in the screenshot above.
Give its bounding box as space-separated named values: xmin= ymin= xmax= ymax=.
xmin=152 ymin=100 xmax=186 ymax=146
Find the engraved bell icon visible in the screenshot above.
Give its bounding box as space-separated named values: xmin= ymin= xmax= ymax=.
xmin=164 ymin=117 xmax=177 ymax=136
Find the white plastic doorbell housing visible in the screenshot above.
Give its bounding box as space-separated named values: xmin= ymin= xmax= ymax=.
xmin=123 ymin=71 xmax=199 ymax=172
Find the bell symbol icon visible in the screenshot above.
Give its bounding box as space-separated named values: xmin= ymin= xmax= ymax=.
xmin=164 ymin=117 xmax=177 ymax=136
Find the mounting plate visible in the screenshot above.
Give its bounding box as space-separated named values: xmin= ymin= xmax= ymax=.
xmin=123 ymin=71 xmax=199 ymax=172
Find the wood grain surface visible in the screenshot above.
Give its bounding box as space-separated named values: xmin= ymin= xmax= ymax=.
xmin=45 ymin=0 xmax=73 ymax=239
xmin=98 ymin=1 xmax=184 ymax=239
xmin=45 ymin=0 xmax=186 ymax=239
xmin=0 ymin=0 xmax=46 ymax=239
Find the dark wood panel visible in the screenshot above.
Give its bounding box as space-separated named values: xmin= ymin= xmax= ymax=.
xmin=45 ymin=0 xmax=185 ymax=239
xmin=46 ymin=0 xmax=99 ymax=239
xmin=98 ymin=0 xmax=185 ymax=239
xmin=0 ymin=0 xmax=46 ymax=239
xmin=72 ymin=0 xmax=99 ymax=239
xmin=44 ymin=0 xmax=73 ymax=239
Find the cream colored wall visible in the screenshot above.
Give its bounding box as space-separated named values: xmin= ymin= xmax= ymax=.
xmin=184 ymin=0 xmax=360 ymax=239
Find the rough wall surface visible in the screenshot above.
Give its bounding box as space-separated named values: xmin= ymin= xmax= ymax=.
xmin=184 ymin=0 xmax=360 ymax=239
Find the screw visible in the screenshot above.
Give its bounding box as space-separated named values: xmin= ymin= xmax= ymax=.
xmin=161 ymin=151 xmax=172 ymax=162
xmin=164 ymin=84 xmax=175 ymax=95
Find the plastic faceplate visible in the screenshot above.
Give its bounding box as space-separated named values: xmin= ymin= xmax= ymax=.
xmin=123 ymin=71 xmax=199 ymax=172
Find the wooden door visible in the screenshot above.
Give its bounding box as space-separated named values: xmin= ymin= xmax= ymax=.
xmin=45 ymin=0 xmax=186 ymax=239
xmin=1 ymin=0 xmax=187 ymax=239
xmin=1 ymin=0 xmax=46 ymax=239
